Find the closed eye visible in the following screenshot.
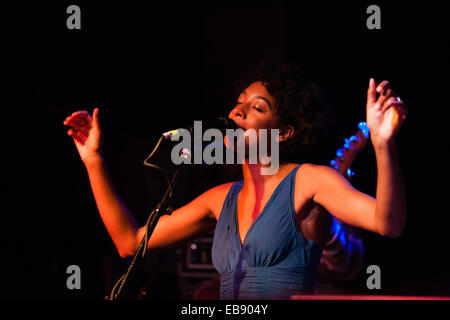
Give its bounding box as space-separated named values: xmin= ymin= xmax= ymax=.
xmin=253 ymin=106 xmax=262 ymax=112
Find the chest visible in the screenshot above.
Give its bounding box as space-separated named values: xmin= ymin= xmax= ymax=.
xmin=236 ymin=184 xmax=329 ymax=247
xmin=236 ymin=191 xmax=273 ymax=245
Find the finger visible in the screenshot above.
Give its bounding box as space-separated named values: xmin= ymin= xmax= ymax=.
xmin=63 ymin=119 xmax=90 ymax=138
xmin=65 ymin=111 xmax=92 ymax=124
xmin=383 ymin=101 xmax=407 ymax=129
xmin=381 ymin=96 xmax=398 ymax=113
xmin=65 ymin=115 xmax=91 ymax=128
xmin=67 ymin=129 xmax=85 ymax=145
xmin=78 ymin=118 xmax=92 ymax=133
xmin=390 ymin=103 xmax=407 ymax=129
xmin=74 ymin=116 xmax=92 ymax=130
xmin=376 ymin=80 xmax=390 ymax=94
xmin=367 ymin=78 xmax=377 ymax=105
xmin=399 ymin=103 xmax=408 ymax=118
xmin=377 ymin=88 xmax=394 ymax=107
xmin=391 ymin=101 xmax=408 ymax=119
xmin=93 ymin=108 xmax=101 ymax=128
xmin=69 ymin=110 xmax=92 ymax=118
xmin=70 ymin=126 xmax=88 ymax=140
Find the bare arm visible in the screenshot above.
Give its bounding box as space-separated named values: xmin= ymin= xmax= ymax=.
xmin=136 ymin=183 xmax=232 ymax=254
xmin=371 ymin=139 xmax=406 ymax=237
xmin=366 ymin=79 xmax=407 ymax=237
xmin=64 ymin=108 xmax=229 ymax=258
xmin=85 ymin=156 xmax=226 ymax=257
xmin=306 ymin=79 xmax=407 ymax=237
xmin=84 ymin=156 xmax=141 ymax=257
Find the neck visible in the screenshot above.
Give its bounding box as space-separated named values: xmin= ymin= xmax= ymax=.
xmin=241 ymin=160 xmax=294 ymax=192
xmin=239 ymin=160 xmax=296 ymax=221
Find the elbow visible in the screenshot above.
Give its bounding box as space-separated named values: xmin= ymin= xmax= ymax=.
xmin=379 ymin=227 xmax=403 ymax=238
xmin=377 ymin=216 xmax=406 ymax=238
xmin=117 ymin=240 xmax=139 ymax=258
xmin=118 ymin=249 xmax=133 ymax=259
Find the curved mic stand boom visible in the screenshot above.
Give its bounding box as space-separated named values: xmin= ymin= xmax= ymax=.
xmin=107 ymin=134 xmax=186 ymax=300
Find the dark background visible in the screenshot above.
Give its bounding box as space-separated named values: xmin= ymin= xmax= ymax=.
xmin=2 ymin=1 xmax=449 ymax=299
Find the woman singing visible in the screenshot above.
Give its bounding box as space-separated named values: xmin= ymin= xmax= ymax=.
xmin=63 ymin=62 xmax=407 ymax=299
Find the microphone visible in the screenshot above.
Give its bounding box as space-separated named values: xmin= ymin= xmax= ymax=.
xmin=161 ymin=117 xmax=242 ymax=164
xmin=162 ymin=117 xmax=239 ymax=140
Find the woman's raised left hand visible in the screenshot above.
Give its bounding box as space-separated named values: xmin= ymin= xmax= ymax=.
xmin=366 ymin=78 xmax=408 ymax=146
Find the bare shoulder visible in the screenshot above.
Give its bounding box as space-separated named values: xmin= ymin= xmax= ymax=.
xmin=295 ymin=163 xmax=323 ymax=185
xmin=296 ymin=162 xmax=356 ymax=205
xmin=297 ymin=163 xmax=345 ymax=180
xmin=199 ymin=181 xmax=236 ymax=220
xmin=295 ymin=163 xmax=342 ymax=199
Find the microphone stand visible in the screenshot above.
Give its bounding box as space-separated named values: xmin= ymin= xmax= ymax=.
xmin=107 ymin=135 xmax=187 ymax=300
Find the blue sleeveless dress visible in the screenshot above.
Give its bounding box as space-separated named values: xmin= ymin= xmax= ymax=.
xmin=211 ymin=165 xmax=323 ymax=300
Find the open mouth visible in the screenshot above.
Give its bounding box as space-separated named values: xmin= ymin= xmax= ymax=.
xmin=226 ymin=118 xmax=246 ymax=131
xmin=225 ymin=118 xmax=240 ymax=130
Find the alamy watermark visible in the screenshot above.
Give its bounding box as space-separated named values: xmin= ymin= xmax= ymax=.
xmin=66 ymin=5 xmax=81 ymax=30
xmin=66 ymin=264 xmax=81 ymax=290
xmin=366 ymin=264 xmax=381 ymax=290
xmin=166 ymin=121 xmax=280 ymax=175
xmin=66 ymin=5 xmax=381 ymax=31
xmin=366 ymin=5 xmax=381 ymax=30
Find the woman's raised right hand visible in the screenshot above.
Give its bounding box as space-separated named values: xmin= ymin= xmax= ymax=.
xmin=63 ymin=108 xmax=103 ymax=165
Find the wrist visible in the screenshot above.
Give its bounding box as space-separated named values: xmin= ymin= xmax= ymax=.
xmin=83 ymin=153 xmax=104 ymax=168
xmin=371 ymin=136 xmax=396 ymax=152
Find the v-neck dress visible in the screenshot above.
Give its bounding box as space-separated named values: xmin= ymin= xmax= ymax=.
xmin=211 ymin=165 xmax=323 ymax=300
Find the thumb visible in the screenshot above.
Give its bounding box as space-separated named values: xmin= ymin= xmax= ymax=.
xmin=367 ymin=78 xmax=376 ymax=105
xmin=93 ymin=108 xmax=101 ymax=128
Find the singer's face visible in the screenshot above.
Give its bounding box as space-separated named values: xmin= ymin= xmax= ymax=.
xmin=227 ymin=81 xmax=286 ymax=159
xmin=228 ymin=81 xmax=280 ymax=131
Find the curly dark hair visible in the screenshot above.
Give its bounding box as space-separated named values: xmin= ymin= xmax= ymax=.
xmin=233 ymin=61 xmax=333 ymax=164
